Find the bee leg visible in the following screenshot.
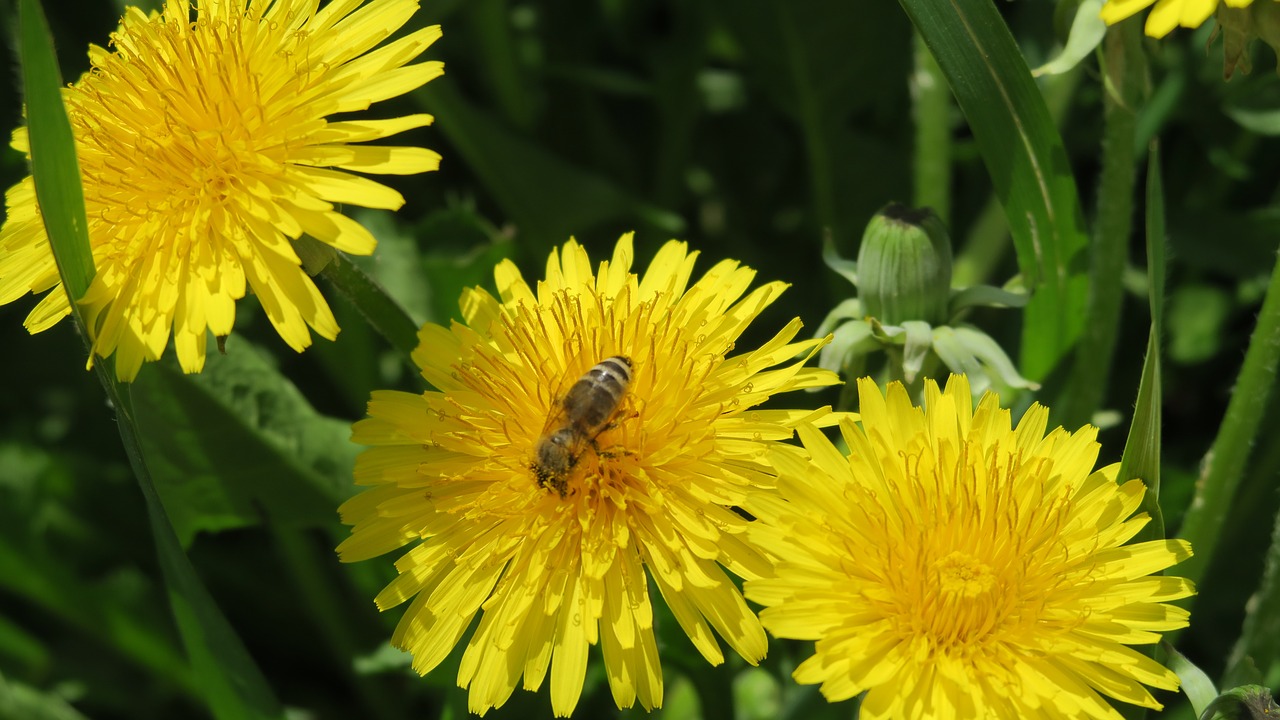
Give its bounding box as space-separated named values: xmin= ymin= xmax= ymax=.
xmin=591 ymin=438 xmax=635 ymax=459
xmin=599 ymin=407 xmax=641 ymax=434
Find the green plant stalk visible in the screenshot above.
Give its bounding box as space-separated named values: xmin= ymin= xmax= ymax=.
xmin=1224 ymin=506 xmax=1280 ymax=688
xmin=21 ymin=1 xmax=282 ymax=716
xmin=106 ymin=376 xmax=285 ymax=720
xmin=777 ymin=5 xmax=836 ymax=233
xmin=912 ymin=31 xmax=951 ymax=223
xmin=1177 ymin=248 xmax=1280 ymax=588
xmin=1060 ymin=21 xmax=1144 ymax=428
xmin=319 ymin=251 xmax=422 ymax=362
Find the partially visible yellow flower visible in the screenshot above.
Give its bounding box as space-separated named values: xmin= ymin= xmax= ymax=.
xmin=338 ymin=234 xmax=839 ymax=716
xmin=746 ymin=375 xmax=1196 ymax=720
xmin=1100 ymin=0 xmax=1252 ymax=37
xmin=0 ymin=0 xmax=443 ymax=380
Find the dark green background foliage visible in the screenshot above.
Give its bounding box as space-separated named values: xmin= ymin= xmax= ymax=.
xmin=1 ymin=0 xmax=1279 ymax=718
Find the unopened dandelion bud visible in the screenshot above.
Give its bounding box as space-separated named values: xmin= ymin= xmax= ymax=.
xmin=855 ymin=203 xmax=953 ymax=326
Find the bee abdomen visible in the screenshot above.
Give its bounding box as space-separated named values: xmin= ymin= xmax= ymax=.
xmin=563 ymin=356 xmax=632 ymax=432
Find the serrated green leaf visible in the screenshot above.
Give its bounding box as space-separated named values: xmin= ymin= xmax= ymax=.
xmin=131 ymin=343 xmax=359 ymax=547
xmin=897 ymin=0 xmax=1090 ymax=382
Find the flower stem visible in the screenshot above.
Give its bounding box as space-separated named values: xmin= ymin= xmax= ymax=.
xmin=912 ymin=31 xmax=951 ymax=223
xmin=1177 ymin=247 xmax=1280 ymax=587
xmin=1059 ymin=21 xmax=1145 ymax=428
xmin=319 ymin=251 xmax=422 ymax=363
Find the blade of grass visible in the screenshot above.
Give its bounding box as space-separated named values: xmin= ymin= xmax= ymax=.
xmin=19 ymin=0 xmax=92 ymax=306
xmin=20 ymin=1 xmax=282 ymax=717
xmin=896 ymin=0 xmax=1090 ymax=382
xmin=1117 ymin=142 xmax=1166 ymax=543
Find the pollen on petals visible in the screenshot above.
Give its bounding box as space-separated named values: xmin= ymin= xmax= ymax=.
xmin=745 ymin=375 xmax=1196 ymax=720
xmin=337 ymin=234 xmax=841 ymax=716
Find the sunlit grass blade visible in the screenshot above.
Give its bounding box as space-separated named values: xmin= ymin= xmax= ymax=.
xmin=19 ymin=0 xmax=92 ymax=306
xmin=19 ymin=1 xmax=283 ymax=717
xmin=896 ymin=0 xmax=1090 ymax=383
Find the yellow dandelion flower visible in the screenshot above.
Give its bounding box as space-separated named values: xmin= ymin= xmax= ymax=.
xmin=746 ymin=375 xmax=1196 ymax=720
xmin=337 ymin=234 xmax=839 ymax=717
xmin=0 ymin=0 xmax=443 ymax=381
xmin=1100 ymin=0 xmax=1252 ymax=37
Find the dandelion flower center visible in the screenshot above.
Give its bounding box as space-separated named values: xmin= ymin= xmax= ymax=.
xmin=0 ymin=0 xmax=443 ymax=380
xmin=746 ymin=375 xmax=1197 ymax=720
xmin=338 ymin=235 xmax=839 ymax=717
xmin=934 ymin=551 xmax=994 ymax=599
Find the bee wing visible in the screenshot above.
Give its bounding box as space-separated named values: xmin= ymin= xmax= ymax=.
xmin=538 ymin=366 xmax=579 ymax=436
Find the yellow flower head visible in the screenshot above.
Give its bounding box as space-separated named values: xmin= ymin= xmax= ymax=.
xmin=746 ymin=376 xmax=1196 ymax=720
xmin=0 ymin=0 xmax=443 ymax=380
xmin=337 ymin=234 xmax=839 ymax=716
xmin=1100 ymin=0 xmax=1252 ymax=37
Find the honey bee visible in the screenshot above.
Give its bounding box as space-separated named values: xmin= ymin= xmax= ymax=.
xmin=533 ymin=356 xmax=633 ymax=496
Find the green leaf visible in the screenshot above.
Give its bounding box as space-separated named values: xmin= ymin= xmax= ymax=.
xmin=1117 ymin=143 xmax=1166 ymax=541
xmin=897 ymin=0 xmax=1090 ymax=381
xmin=19 ymin=2 xmax=283 ymax=717
xmin=131 ymin=343 xmax=359 ymax=547
xmin=1201 ymin=685 xmax=1280 ymax=720
xmin=1224 ymin=506 xmax=1280 ymax=689
xmin=318 ymin=247 xmax=422 ymax=362
xmin=1032 ymin=0 xmax=1107 ymax=77
xmin=1225 ymin=105 xmax=1280 ymax=135
xmin=18 ymin=0 xmax=93 ymax=307
xmin=0 ymin=613 xmax=48 ymax=677
xmin=423 ymin=233 xmax=516 ymax=325
xmin=1163 ymin=643 xmax=1217 ymax=717
xmin=0 ymin=673 xmax=91 ymax=720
